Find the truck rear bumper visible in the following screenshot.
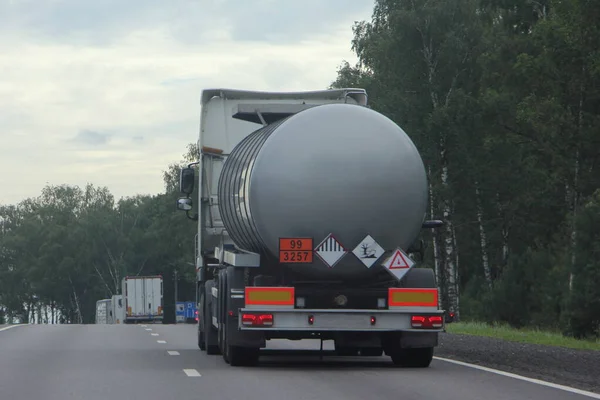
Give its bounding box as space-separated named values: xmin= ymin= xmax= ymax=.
xmin=237 ymin=308 xmax=444 ymax=332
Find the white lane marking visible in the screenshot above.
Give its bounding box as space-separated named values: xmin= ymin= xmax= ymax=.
xmin=151 ymin=333 xmax=159 ymax=336
xmin=183 ymin=369 xmax=201 ymax=377
xmin=145 ymin=328 xmax=152 ymax=331
xmin=157 ymin=340 xmax=167 ymax=344
xmin=140 ymin=324 xmax=147 ymax=327
xmin=0 ymin=325 xmax=25 ymax=332
xmin=434 ymin=357 xmax=600 ymax=399
xmin=167 ymin=351 xmax=180 ymax=356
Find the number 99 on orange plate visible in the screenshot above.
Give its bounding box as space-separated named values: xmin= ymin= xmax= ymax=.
xmin=279 ymin=238 xmax=313 ymax=263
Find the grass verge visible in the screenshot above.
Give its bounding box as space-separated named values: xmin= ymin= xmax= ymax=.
xmin=445 ymin=321 xmax=600 ymax=351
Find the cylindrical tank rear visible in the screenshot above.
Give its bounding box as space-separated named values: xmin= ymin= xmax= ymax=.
xmin=218 ymin=103 xmax=428 ymax=280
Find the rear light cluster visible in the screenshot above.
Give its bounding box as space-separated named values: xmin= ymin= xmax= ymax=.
xmin=242 ymin=314 xmax=273 ymax=327
xmin=411 ymin=315 xmax=443 ymax=329
xmin=195 ymin=310 xmax=198 ymax=322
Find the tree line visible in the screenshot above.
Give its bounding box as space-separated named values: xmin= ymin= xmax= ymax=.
xmin=1 ymin=0 xmax=598 ymax=338
xmin=331 ymin=0 xmax=599 ymax=338
xmin=0 ymin=145 xmax=199 ymax=324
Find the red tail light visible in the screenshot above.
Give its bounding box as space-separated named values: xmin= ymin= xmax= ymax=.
xmin=411 ymin=315 xmax=443 ymax=329
xmin=370 ymin=316 xmax=376 ymax=325
xmin=241 ymin=314 xmax=274 ymax=327
xmin=429 ymin=316 xmax=443 ymax=327
xmin=195 ymin=310 xmax=198 ymax=315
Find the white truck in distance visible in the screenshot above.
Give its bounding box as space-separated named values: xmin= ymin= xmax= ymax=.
xmin=111 ymin=294 xmax=124 ymax=324
xmin=95 ymin=299 xmax=112 ymax=324
xmin=176 ymin=88 xmax=445 ymax=367
xmin=122 ymin=276 xmax=164 ymax=324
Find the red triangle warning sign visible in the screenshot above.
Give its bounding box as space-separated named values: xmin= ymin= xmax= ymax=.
xmin=388 ymin=250 xmax=410 ymax=269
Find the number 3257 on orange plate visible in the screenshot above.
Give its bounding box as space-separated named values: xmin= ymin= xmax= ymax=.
xmin=279 ymin=238 xmax=313 ymax=263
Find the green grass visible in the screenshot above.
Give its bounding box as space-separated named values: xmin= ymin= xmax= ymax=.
xmin=445 ymin=321 xmax=600 ymax=351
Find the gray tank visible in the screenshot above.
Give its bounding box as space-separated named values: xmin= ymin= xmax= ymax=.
xmin=218 ymin=103 xmax=428 ymax=280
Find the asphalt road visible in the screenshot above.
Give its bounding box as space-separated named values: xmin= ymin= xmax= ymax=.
xmin=0 ymin=324 xmax=596 ymax=400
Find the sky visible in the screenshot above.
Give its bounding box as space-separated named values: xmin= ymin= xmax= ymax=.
xmin=0 ymin=0 xmax=374 ymax=205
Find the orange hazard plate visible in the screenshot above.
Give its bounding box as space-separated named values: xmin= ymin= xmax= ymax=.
xmin=279 ymin=238 xmax=313 ymax=263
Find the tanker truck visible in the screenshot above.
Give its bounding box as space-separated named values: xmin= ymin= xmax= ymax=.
xmin=176 ymin=88 xmax=445 ymax=367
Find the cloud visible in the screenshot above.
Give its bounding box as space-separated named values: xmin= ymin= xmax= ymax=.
xmin=0 ymin=1 xmax=375 ymax=205
xmin=70 ymin=130 xmax=111 ymax=146
xmin=224 ymin=1 xmax=370 ymax=43
xmin=0 ymin=0 xmax=168 ymax=46
xmin=0 ymin=0 xmax=371 ymax=46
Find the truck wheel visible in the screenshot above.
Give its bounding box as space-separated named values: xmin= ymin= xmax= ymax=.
xmin=228 ymin=346 xmax=260 ymax=367
xmin=204 ymin=280 xmax=220 ymax=355
xmin=198 ymin=297 xmax=206 ymax=350
xmin=390 ymin=347 xmax=434 ymax=368
xmin=219 ymin=312 xmax=230 ymax=364
xmin=222 ymin=320 xmax=260 ymax=366
xmin=198 ymin=328 xmax=206 ymax=350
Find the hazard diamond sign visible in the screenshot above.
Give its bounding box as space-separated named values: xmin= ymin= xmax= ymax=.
xmin=382 ymin=248 xmax=415 ymax=281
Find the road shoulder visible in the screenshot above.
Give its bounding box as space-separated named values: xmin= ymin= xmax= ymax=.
xmin=437 ymin=332 xmax=600 ymax=394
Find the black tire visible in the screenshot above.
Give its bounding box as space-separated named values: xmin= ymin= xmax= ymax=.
xmin=403 ymin=268 xmax=436 ymax=288
xmin=197 ymin=297 xmax=206 ymax=350
xmin=228 ymin=346 xmax=260 ymax=367
xmin=218 ymin=270 xmax=229 ymax=362
xmin=206 ymin=338 xmax=220 ymax=355
xmin=222 ymin=344 xmax=230 ymax=364
xmin=221 ymin=332 xmax=230 ymax=364
xmin=390 ymin=347 xmax=434 ymax=368
xmin=198 ymin=328 xmax=206 ymax=350
xmin=204 ymin=280 xmax=220 ymax=355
